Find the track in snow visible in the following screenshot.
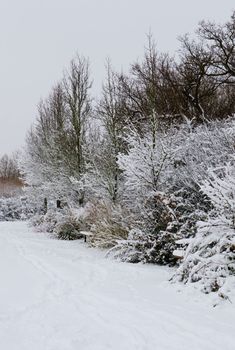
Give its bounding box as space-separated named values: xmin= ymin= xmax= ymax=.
xmin=0 ymin=221 xmax=234 ymax=350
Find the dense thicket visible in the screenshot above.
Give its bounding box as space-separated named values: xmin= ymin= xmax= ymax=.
xmin=20 ymin=12 xmax=235 ymax=299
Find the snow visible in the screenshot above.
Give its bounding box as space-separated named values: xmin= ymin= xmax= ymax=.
xmin=0 ymin=221 xmax=234 ymax=350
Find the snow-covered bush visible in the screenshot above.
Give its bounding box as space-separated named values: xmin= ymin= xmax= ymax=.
xmin=30 ymin=208 xmax=86 ymax=240
xmin=172 ymin=186 xmax=211 ymax=238
xmin=173 ymin=162 xmax=235 ymax=298
xmin=30 ymin=209 xmax=65 ymax=233
xmin=107 ymin=228 xmax=179 ymax=265
xmin=0 ymin=196 xmax=34 ymax=221
xmin=106 ymin=192 xmax=189 ymax=265
xmin=173 ymin=219 xmax=235 ymax=297
xmin=54 ymin=213 xmax=85 ymax=240
xmin=114 ymin=130 xmax=199 ymax=264
xmin=113 ymin=119 xmax=235 ymax=265
xmin=118 ymin=131 xmax=172 ymax=212
xmin=84 ymin=201 xmax=130 ymax=248
xmin=201 ymin=163 xmax=235 ymax=224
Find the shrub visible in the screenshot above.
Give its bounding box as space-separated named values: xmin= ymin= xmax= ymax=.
xmin=84 ymin=201 xmax=130 ymax=248
xmin=0 ymin=196 xmax=34 ymax=221
xmin=29 ymin=209 xmax=63 ymax=233
xmin=54 ymin=214 xmax=84 ymax=240
xmin=107 ymin=228 xmax=179 ymax=265
xmin=30 ymin=207 xmax=87 ymax=240
xmin=172 ymin=218 xmax=235 ymax=298
xmin=173 ymin=162 xmax=235 ymax=298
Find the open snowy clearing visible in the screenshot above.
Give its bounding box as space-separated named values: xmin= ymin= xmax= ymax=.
xmin=0 ymin=221 xmax=234 ymax=350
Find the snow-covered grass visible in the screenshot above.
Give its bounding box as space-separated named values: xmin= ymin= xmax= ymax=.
xmin=0 ymin=221 xmax=234 ymax=350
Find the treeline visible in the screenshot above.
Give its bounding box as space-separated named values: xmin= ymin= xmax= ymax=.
xmin=0 ymin=154 xmax=24 ymax=204
xmin=20 ymin=12 xmax=235 ymax=299
xmin=0 ymin=154 xmax=20 ymax=182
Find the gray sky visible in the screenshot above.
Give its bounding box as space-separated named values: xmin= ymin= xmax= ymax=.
xmin=0 ymin=0 xmax=234 ymax=155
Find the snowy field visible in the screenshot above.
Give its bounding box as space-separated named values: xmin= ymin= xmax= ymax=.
xmin=0 ymin=221 xmax=234 ymax=350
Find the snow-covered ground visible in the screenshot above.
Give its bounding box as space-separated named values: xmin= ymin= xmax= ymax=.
xmin=0 ymin=221 xmax=234 ymax=350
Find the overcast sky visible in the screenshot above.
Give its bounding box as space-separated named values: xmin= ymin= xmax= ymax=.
xmin=0 ymin=0 xmax=234 ymax=155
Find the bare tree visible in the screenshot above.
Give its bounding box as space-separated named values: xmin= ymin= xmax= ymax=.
xmin=198 ymin=12 xmax=235 ymax=82
xmin=63 ymin=55 xmax=92 ymax=177
xmin=178 ymin=10 xmax=235 ymax=121
xmin=178 ymin=35 xmax=219 ymax=122
xmin=118 ymin=35 xmax=189 ymax=131
xmin=96 ymin=60 xmax=126 ymax=202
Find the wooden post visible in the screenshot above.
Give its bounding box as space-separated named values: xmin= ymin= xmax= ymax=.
xmin=44 ymin=198 xmax=48 ymax=214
